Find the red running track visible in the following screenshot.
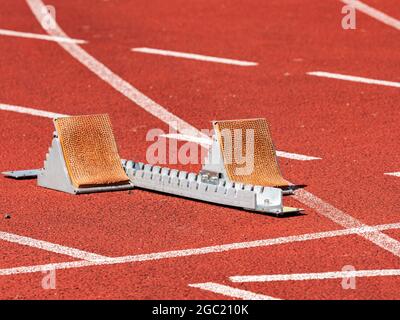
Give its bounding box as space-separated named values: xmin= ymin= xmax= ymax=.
xmin=0 ymin=0 xmax=399 ymax=299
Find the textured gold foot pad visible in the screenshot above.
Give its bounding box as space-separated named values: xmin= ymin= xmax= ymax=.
xmin=214 ymin=118 xmax=290 ymax=187
xmin=54 ymin=114 xmax=130 ymax=188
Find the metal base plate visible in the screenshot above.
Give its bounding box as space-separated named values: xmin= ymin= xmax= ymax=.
xmin=2 ymin=169 xmax=40 ymax=179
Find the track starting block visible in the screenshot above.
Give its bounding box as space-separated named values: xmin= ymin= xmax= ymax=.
xmin=3 ymin=114 xmax=133 ymax=194
xmin=2 ymin=114 xmax=302 ymax=215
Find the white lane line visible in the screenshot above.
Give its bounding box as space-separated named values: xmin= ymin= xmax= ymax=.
xmin=275 ymin=150 xmax=321 ymax=161
xmin=26 ymin=0 xmax=207 ymax=139
xmin=131 ymin=47 xmax=258 ymax=67
xmin=160 ymin=133 xmax=322 ymax=161
xmin=385 ymin=172 xmax=400 ymax=178
xmin=307 ymin=71 xmax=400 ymax=88
xmin=26 ymin=0 xmax=400 ymax=260
xmin=1 ymin=222 xmax=400 ymax=276
xmin=230 ymin=268 xmax=400 ymax=283
xmin=341 ymin=0 xmax=400 ymax=31
xmin=0 ymin=103 xmax=67 ymax=118
xmin=189 ymin=282 xmax=279 ymax=300
xmin=0 ymin=28 xmax=87 ymax=44
xmin=0 ymin=231 xmax=110 ymax=262
xmin=294 ymin=189 xmax=400 ymax=257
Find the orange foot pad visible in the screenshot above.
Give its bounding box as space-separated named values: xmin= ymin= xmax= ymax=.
xmin=214 ymin=118 xmax=290 ymax=187
xmin=54 ymin=114 xmax=130 ymax=188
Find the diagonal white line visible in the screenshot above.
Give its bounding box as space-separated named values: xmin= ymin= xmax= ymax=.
xmin=307 ymin=71 xmax=400 ymax=88
xmin=275 ymin=150 xmax=321 ymax=161
xmin=25 ymin=0 xmax=400 ymax=260
xmin=0 ymin=231 xmax=110 ymax=262
xmin=0 ymin=28 xmax=86 ymax=44
xmin=385 ymin=172 xmax=400 ymax=178
xmin=1 ymin=222 xmax=399 ymax=276
xmin=341 ymin=0 xmax=400 ymax=31
xmin=0 ymin=103 xmax=68 ymax=118
xmin=131 ymin=47 xmax=258 ymax=66
xmin=26 ymin=0 xmax=207 ymax=140
xmin=189 ymin=282 xmax=279 ymax=300
xmin=230 ymin=269 xmax=400 ymax=283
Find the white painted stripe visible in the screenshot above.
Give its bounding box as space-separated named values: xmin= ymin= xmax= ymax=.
xmin=341 ymin=0 xmax=400 ymax=31
xmin=189 ymin=282 xmax=279 ymax=300
xmin=0 ymin=28 xmax=87 ymax=44
xmin=307 ymin=71 xmax=400 ymax=88
xmin=230 ymin=269 xmax=400 ymax=283
xmin=385 ymin=172 xmax=400 ymax=177
xmin=275 ymin=150 xmax=321 ymax=161
xmin=25 ymin=0 xmax=400 ymax=260
xmin=1 ymin=222 xmax=399 ymax=276
xmin=0 ymin=103 xmax=67 ymax=118
xmin=26 ymin=0 xmax=207 ymax=140
xmin=0 ymin=231 xmax=110 ymax=262
xmin=294 ymin=189 xmax=400 ymax=257
xmin=161 ymin=133 xmax=321 ymax=161
xmin=132 ymin=47 xmax=258 ymax=67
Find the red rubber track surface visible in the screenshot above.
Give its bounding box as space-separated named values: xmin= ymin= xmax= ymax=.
xmin=0 ymin=0 xmax=399 ymax=299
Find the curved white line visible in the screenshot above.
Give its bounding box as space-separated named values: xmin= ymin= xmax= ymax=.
xmin=26 ymin=0 xmax=206 ymax=139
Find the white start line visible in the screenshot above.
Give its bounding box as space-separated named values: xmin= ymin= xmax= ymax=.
xmin=131 ymin=47 xmax=258 ymax=66
xmin=160 ymin=133 xmax=322 ymax=161
xmin=307 ymin=71 xmax=400 ymax=89
xmin=0 ymin=28 xmax=86 ymax=44
xmin=22 ymin=0 xmax=400 ymax=265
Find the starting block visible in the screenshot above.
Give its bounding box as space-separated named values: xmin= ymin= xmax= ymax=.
xmin=2 ymin=114 xmax=301 ymax=215
xmin=213 ymin=118 xmax=290 ymax=187
xmin=122 ymin=118 xmax=301 ymax=215
xmin=3 ymin=114 xmax=133 ymax=194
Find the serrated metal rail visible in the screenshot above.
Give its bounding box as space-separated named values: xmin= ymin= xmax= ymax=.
xmin=122 ymin=160 xmax=285 ymax=215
